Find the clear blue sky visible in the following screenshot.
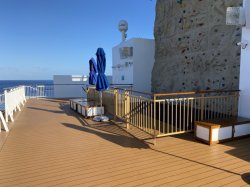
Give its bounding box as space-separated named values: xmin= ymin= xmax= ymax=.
xmin=0 ymin=0 xmax=156 ymax=80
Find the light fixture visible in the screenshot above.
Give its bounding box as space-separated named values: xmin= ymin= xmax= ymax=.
xmin=237 ymin=40 xmax=248 ymax=49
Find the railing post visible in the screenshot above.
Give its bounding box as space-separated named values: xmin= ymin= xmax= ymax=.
xmin=86 ymin=87 xmax=90 ymax=100
xmin=95 ymin=89 xmax=98 ymax=104
xmin=36 ymin=85 xmax=39 ymax=99
xmin=125 ymin=90 xmax=130 ymax=130
xmin=4 ymin=90 xmax=8 ymax=123
xmin=201 ymin=94 xmax=205 ymax=121
xmin=153 ymin=95 xmax=157 ymax=145
xmin=0 ymin=111 xmax=8 ymax=132
xmin=114 ymin=89 xmax=118 ymax=121
xmin=233 ymin=92 xmax=239 ymax=117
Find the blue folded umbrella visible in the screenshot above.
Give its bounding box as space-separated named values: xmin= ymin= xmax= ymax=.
xmin=96 ymin=48 xmax=109 ymax=91
xmin=89 ymin=58 xmax=97 ymax=85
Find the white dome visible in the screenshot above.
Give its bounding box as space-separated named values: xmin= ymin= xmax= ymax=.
xmin=118 ymin=20 xmax=128 ymax=32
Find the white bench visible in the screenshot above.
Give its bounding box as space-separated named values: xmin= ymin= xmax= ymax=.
xmin=195 ymin=117 xmax=250 ymax=145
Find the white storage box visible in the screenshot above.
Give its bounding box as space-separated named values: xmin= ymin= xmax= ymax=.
xmin=70 ymin=100 xmax=77 ymax=111
xmin=70 ymin=99 xmax=104 ymax=118
xmin=195 ymin=117 xmax=250 ymax=145
xmin=82 ymin=105 xmax=104 ymax=117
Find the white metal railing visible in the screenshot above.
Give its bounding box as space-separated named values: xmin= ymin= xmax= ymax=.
xmin=25 ymin=85 xmax=54 ymax=98
xmin=0 ymin=93 xmax=8 ymax=132
xmin=0 ymin=86 xmax=26 ymax=132
xmin=0 ymin=84 xmax=55 ymax=132
xmin=4 ymin=86 xmax=26 ymax=123
xmin=0 ymin=93 xmax=4 ymax=104
xmin=4 ymin=84 xmax=89 ymax=100
xmin=1 ymin=84 xmax=88 ymax=132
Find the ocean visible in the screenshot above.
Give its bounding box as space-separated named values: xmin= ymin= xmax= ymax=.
xmin=0 ymin=80 xmax=53 ymax=94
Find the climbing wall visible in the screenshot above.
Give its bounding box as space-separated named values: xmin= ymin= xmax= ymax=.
xmin=152 ymin=0 xmax=242 ymax=93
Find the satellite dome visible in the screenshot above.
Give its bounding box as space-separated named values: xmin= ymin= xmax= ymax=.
xmin=118 ymin=20 xmax=128 ymax=42
xmin=118 ymin=20 xmax=128 ymax=33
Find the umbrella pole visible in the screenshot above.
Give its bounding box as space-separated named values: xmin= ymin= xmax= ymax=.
xmin=93 ymin=90 xmax=108 ymax=122
xmin=100 ymin=91 xmax=103 ymax=116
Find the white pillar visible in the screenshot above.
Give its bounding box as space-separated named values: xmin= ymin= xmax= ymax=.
xmin=238 ymin=0 xmax=250 ymax=118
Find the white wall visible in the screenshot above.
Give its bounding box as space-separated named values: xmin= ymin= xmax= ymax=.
xmin=53 ymin=75 xmax=112 ymax=98
xmin=112 ymin=38 xmax=155 ymax=93
xmin=112 ymin=39 xmax=134 ymax=85
xmin=238 ymin=0 xmax=250 ymax=118
xmin=53 ymin=75 xmax=88 ymax=98
xmin=133 ymin=38 xmax=155 ymax=93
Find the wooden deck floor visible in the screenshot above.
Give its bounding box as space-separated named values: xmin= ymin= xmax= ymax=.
xmin=0 ymin=99 xmax=249 ymax=187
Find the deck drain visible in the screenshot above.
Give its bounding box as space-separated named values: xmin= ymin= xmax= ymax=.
xmin=242 ymin=173 xmax=250 ymax=184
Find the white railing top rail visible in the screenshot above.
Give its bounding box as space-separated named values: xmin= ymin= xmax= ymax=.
xmin=4 ymin=84 xmax=89 ymax=99
xmin=3 ymin=85 xmax=25 ymax=91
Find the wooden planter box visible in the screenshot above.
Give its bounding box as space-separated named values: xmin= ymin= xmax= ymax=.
xmin=195 ymin=117 xmax=250 ymax=145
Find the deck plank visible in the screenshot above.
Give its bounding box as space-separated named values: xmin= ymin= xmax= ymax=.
xmin=0 ymin=99 xmax=249 ymax=187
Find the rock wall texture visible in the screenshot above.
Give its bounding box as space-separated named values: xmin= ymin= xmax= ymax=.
xmin=152 ymin=0 xmax=242 ymax=93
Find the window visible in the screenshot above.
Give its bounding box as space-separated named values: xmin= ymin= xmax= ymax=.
xmin=119 ymin=47 xmax=133 ymax=59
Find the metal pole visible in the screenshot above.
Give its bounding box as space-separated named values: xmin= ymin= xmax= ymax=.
xmin=100 ymin=91 xmax=103 ymax=116
xmin=114 ymin=89 xmax=117 ymax=121
xmin=201 ymin=94 xmax=205 ymax=121
xmin=154 ymin=95 xmax=156 ymax=145
xmin=4 ymin=90 xmax=8 ymax=123
xmin=125 ymin=90 xmax=130 ymax=130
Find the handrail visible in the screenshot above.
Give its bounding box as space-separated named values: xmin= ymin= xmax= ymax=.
xmin=107 ymin=87 xmax=240 ymax=97
xmin=153 ymin=89 xmax=240 ymax=97
xmin=109 ymin=87 xmax=152 ymax=96
xmin=3 ymin=84 xmax=90 ymax=91
xmin=4 ymin=83 xmax=133 ymax=89
xmin=110 ymin=84 xmax=134 ymax=86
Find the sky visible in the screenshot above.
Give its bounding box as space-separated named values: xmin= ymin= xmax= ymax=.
xmin=0 ymin=0 xmax=156 ymax=80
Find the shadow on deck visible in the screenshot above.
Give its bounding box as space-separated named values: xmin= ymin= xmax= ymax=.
xmin=0 ymin=98 xmax=249 ymax=186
